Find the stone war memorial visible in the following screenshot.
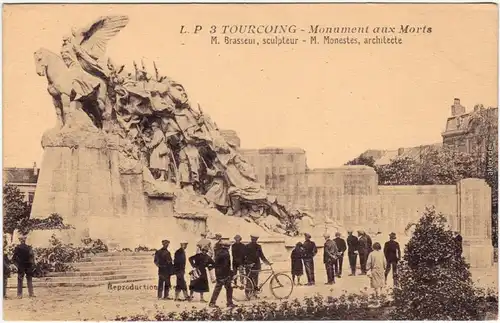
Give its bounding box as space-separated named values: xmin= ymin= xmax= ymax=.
xmin=28 ymin=15 xmax=494 ymax=268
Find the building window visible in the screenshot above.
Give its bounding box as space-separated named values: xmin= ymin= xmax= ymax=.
xmin=28 ymin=192 xmax=35 ymax=205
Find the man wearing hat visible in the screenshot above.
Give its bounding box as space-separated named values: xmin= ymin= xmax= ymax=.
xmin=231 ymin=235 xmax=246 ymax=279
xmin=209 ymin=240 xmax=235 ymax=308
xmin=346 ymin=230 xmax=359 ymax=276
xmin=302 ymin=233 xmax=318 ymax=286
xmin=244 ymin=234 xmax=271 ymax=296
xmin=213 ymin=233 xmax=223 ymax=258
xmin=383 ymin=232 xmax=401 ymax=286
xmin=333 ymin=232 xmax=347 ymax=278
xmin=154 ymin=239 xmax=174 ymax=299
xmin=13 ymin=236 xmax=35 ymax=298
xmin=357 ymin=230 xmax=371 ymax=275
xmin=173 ymin=242 xmax=190 ymax=301
xmin=197 ymin=232 xmax=213 ymax=258
xmin=323 ymin=233 xmax=338 ymax=285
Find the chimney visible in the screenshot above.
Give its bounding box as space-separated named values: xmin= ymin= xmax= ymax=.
xmin=451 ymin=98 xmax=465 ymax=116
xmin=398 ymin=148 xmax=405 ymax=156
xmin=33 ymin=162 xmax=38 ymax=176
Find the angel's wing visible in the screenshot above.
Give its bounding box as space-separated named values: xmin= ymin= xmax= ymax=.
xmin=79 ymin=15 xmax=129 ymax=59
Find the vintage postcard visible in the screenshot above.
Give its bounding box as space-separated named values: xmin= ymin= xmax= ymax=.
xmin=2 ymin=3 xmax=498 ymax=321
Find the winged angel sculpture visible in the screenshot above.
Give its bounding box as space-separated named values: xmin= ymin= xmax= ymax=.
xmin=34 ymin=15 xmax=129 ymax=130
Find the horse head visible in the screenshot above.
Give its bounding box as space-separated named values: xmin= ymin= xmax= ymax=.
xmin=34 ymin=48 xmax=50 ymax=76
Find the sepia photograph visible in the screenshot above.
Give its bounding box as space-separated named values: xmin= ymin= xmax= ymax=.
xmin=2 ymin=3 xmax=499 ymax=321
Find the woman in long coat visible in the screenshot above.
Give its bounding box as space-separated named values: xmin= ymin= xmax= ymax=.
xmin=366 ymin=242 xmax=387 ymax=297
xmin=290 ymin=242 xmax=305 ymax=285
xmin=188 ymin=247 xmax=215 ymax=302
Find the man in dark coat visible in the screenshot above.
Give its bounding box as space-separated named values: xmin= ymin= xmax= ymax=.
xmin=383 ymin=232 xmax=401 ymax=286
xmin=244 ymin=234 xmax=271 ymax=296
xmin=209 ymin=240 xmax=235 ymax=308
xmin=323 ymin=233 xmax=338 ymax=285
xmin=213 ymin=233 xmax=223 ymax=258
xmin=154 ymin=239 xmax=173 ymax=299
xmin=231 ymin=235 xmax=246 ymax=278
xmin=333 ymin=232 xmax=347 ymax=278
xmin=453 ymin=231 xmax=463 ymax=259
xmin=4 ymin=252 xmax=11 ymax=299
xmin=346 ymin=230 xmax=359 ymax=276
xmin=13 ymin=236 xmax=35 ymax=298
xmin=302 ymin=233 xmax=318 ymax=286
xmin=173 ymin=241 xmax=189 ymax=301
xmin=357 ymin=230 xmax=370 ymax=275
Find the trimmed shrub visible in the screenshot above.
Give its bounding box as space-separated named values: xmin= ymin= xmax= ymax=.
xmin=391 ymin=206 xmax=483 ymax=320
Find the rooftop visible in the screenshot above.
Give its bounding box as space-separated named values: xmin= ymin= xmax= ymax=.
xmin=3 ymin=167 xmax=39 ymax=184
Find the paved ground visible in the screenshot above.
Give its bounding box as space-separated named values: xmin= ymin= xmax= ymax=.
xmin=4 ymin=266 xmax=498 ymax=321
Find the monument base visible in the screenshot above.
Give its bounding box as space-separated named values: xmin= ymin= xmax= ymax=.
xmin=463 ymin=238 xmax=495 ymax=268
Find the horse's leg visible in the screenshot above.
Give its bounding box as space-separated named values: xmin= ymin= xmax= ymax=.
xmin=51 ymin=96 xmax=64 ymax=129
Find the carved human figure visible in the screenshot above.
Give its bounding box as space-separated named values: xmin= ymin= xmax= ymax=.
xmin=146 ymin=122 xmax=170 ymax=181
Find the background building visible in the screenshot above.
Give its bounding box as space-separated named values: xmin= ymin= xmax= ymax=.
xmin=3 ymin=162 xmax=39 ymax=204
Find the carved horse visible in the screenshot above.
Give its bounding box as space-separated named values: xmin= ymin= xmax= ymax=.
xmin=34 ymin=48 xmax=106 ymax=129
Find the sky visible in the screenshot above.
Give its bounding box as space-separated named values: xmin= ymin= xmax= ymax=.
xmin=2 ymin=4 xmax=498 ymax=169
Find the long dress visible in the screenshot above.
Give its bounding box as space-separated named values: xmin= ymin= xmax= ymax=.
xmin=188 ymin=253 xmax=215 ymax=293
xmin=149 ymin=128 xmax=169 ymax=171
xmin=366 ymin=250 xmax=387 ymax=288
xmin=290 ymin=247 xmax=304 ymax=276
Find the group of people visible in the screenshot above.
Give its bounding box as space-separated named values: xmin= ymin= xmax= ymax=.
xmin=290 ymin=230 xmax=402 ymax=295
xmin=153 ymin=232 xmax=271 ymax=308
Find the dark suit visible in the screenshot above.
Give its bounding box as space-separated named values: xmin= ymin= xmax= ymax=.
xmin=244 ymin=242 xmax=269 ymax=292
xmin=358 ymin=235 xmax=370 ymax=274
xmin=384 ymin=240 xmax=401 ymax=286
xmin=13 ymin=243 xmax=35 ymax=297
xmin=154 ymin=248 xmax=173 ymax=298
xmin=302 ymin=240 xmax=317 ymax=284
xmin=333 ymin=237 xmax=347 ymax=277
xmin=209 ymin=247 xmax=234 ymax=306
xmin=347 ymin=235 xmax=359 ymax=275
xmin=173 ymin=248 xmax=187 ymax=292
xmin=231 ymin=242 xmax=246 ymax=273
xmin=323 ymin=239 xmax=338 ymax=284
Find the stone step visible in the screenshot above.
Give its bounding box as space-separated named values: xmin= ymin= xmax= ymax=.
xmin=45 ymin=268 xmax=155 ymax=277
xmin=7 ymin=277 xmax=151 ymax=288
xmin=64 ymin=263 xmax=152 ymax=271
xmin=71 ymin=260 xmax=153 ymax=268
xmin=35 ymin=273 xmax=154 ymax=283
xmin=97 ymin=252 xmax=157 ymax=257
xmin=80 ymin=255 xmax=154 ymax=262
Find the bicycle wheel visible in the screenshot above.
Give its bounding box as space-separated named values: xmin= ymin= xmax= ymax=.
xmin=269 ymin=273 xmax=294 ymax=299
xmin=231 ymin=274 xmax=255 ymax=302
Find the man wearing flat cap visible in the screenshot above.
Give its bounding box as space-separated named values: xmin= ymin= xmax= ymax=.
xmin=173 ymin=242 xmax=190 ymax=301
xmin=154 ymin=239 xmax=173 ymax=299
xmin=323 ymin=233 xmax=338 ymax=285
xmin=244 ymin=234 xmax=271 ymax=296
xmin=357 ymin=230 xmax=371 ymax=275
xmin=13 ymin=236 xmax=36 ymax=298
xmin=302 ymin=233 xmax=318 ymax=286
xmin=209 ymin=240 xmax=235 ymax=308
xmin=383 ymin=232 xmax=401 ymax=286
xmin=231 ymin=235 xmax=246 ymax=280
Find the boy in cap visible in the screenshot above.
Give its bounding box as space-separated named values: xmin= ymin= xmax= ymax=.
xmin=333 ymin=232 xmax=347 ymax=278
xmin=13 ymin=236 xmax=35 ymax=298
xmin=231 ymin=235 xmax=246 ymax=279
xmin=154 ymin=239 xmax=173 ymax=299
xmin=197 ymin=232 xmax=213 ymax=258
xmin=209 ymin=240 xmax=235 ymax=308
xmin=213 ymin=233 xmax=223 ymax=258
xmin=323 ymin=233 xmax=338 ymax=285
xmin=302 ymin=233 xmax=317 ymax=285
xmin=383 ymin=232 xmax=401 ymax=286
xmin=173 ymin=242 xmax=190 ymax=301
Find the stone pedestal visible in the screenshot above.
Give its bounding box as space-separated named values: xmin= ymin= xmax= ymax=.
xmin=458 ymin=179 xmax=494 ymax=268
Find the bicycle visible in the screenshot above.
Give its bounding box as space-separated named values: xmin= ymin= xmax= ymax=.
xmin=231 ymin=263 xmax=294 ymax=302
